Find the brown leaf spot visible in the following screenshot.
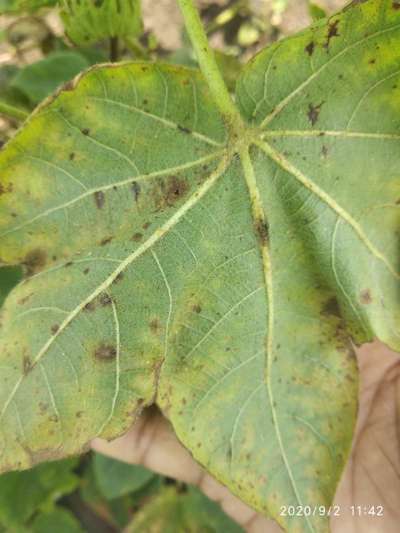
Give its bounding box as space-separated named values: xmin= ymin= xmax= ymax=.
xmin=100 ymin=236 xmax=113 ymax=246
xmin=307 ymin=102 xmax=324 ymax=126
xmin=51 ymin=324 xmax=59 ymax=334
xmin=165 ymin=176 xmax=189 ymax=206
xmin=143 ymin=222 xmax=151 ymax=230
xmin=192 ymin=304 xmax=202 ymax=314
xmin=69 ymin=152 xmax=75 ymax=161
xmin=18 ymin=293 xmax=33 ymax=305
xmin=81 ymin=128 xmax=90 ymax=136
xmin=23 ymin=356 xmax=33 ymax=375
xmin=322 ymin=296 xmax=341 ymax=318
xmin=94 ymin=191 xmax=105 ymax=209
xmin=321 ymin=145 xmax=328 ymax=158
xmin=131 ymin=181 xmax=141 ymax=202
xmin=131 ymin=232 xmax=143 ymax=242
xmin=23 ymin=249 xmax=47 ymax=276
xmin=305 ymin=42 xmax=315 ymax=56
xmin=178 ymin=125 xmax=191 ymax=134
xmin=84 ymin=301 xmax=96 ymax=312
xmin=360 ymin=289 xmax=372 ymax=305
xmin=94 ymin=343 xmax=117 ymax=361
xmin=83 ymin=268 xmax=90 ymax=275
xmin=114 ymin=272 xmax=124 ymax=284
xmin=150 ymin=318 xmax=160 ymax=334
xmin=76 ymin=411 xmax=84 ymax=418
xmin=99 ymin=293 xmax=112 ymax=306
xmin=0 ymin=183 xmax=13 ymax=196
xmin=255 ymin=217 xmax=269 ymax=245
xmin=393 ymin=1 xmax=400 ymax=9
xmin=324 ymin=19 xmax=339 ymax=49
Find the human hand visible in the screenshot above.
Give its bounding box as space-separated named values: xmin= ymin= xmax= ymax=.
xmin=92 ymin=341 xmax=400 ymax=532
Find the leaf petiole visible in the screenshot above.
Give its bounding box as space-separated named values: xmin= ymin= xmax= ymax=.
xmin=176 ymin=0 xmax=244 ymax=132
xmin=0 ymin=101 xmax=29 ymax=122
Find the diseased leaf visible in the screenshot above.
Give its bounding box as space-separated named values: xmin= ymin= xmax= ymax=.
xmin=0 ymin=1 xmax=399 ymax=531
xmin=93 ymin=452 xmax=155 ymax=500
xmin=60 ymin=0 xmax=142 ymax=46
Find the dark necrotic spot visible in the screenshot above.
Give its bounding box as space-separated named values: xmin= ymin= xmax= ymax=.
xmin=23 ymin=356 xmax=33 ymax=375
xmin=23 ymin=248 xmax=47 ymax=276
xmin=99 ymin=293 xmax=112 ymax=306
xmin=69 ymin=152 xmax=75 ymax=161
xmin=51 ymin=324 xmax=59 ymax=334
xmin=131 ymin=232 xmax=143 ymax=242
xmin=307 ymin=102 xmax=324 ymax=126
xmin=324 ymin=19 xmax=340 ymax=48
xmin=95 ymin=343 xmax=117 ymax=360
xmin=178 ymin=125 xmax=191 ymax=134
xmin=83 ymin=268 xmax=90 ymax=275
xmin=94 ymin=191 xmax=105 ymax=209
xmin=114 ymin=272 xmax=124 ymax=284
xmin=165 ymin=176 xmax=189 ymax=206
xmin=84 ymin=301 xmax=96 ymax=312
xmin=393 ymin=1 xmax=400 ymax=9
xmin=255 ymin=217 xmax=270 ymax=245
xmin=81 ymin=128 xmax=90 ymax=136
xmin=0 ymin=183 xmax=13 ymax=196
xmin=322 ymin=296 xmax=341 ymax=318
xmin=360 ymin=289 xmax=372 ymax=304
xmin=100 ymin=236 xmax=113 ymax=246
xmin=149 ymin=318 xmax=160 ymax=334
xmin=192 ymin=304 xmax=202 ymax=314
xmin=305 ymin=41 xmax=315 ymax=56
xmin=131 ymin=181 xmax=141 ymax=202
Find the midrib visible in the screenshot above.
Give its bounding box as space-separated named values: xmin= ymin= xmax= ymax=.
xmin=239 ymin=147 xmax=314 ymax=533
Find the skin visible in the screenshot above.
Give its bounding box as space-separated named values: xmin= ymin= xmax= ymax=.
xmin=92 ymin=341 xmax=400 ymax=532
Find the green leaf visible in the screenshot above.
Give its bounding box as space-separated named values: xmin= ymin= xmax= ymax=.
xmin=93 ymin=452 xmax=155 ymax=500
xmin=0 ymin=1 xmax=399 ymax=531
xmin=126 ymin=485 xmax=244 ymax=533
xmin=60 ymin=0 xmax=142 ymax=46
xmin=0 ymin=459 xmax=79 ymax=528
xmin=308 ymin=2 xmax=327 ymax=21
xmin=31 ymin=507 xmax=84 ymax=533
xmin=0 ymin=267 xmax=22 ymax=308
xmin=10 ymin=51 xmax=91 ymax=105
xmin=0 ymin=0 xmax=56 ymax=14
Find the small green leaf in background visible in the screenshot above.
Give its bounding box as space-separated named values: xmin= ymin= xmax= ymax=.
xmin=0 ymin=267 xmax=22 ymax=307
xmin=0 ymin=0 xmax=56 ymax=14
xmin=0 ymin=458 xmax=79 ymax=529
xmin=60 ymin=0 xmax=142 ymax=46
xmin=31 ymin=507 xmax=84 ymax=533
xmin=308 ymin=1 xmax=327 ymax=21
xmin=10 ymin=51 xmax=90 ymax=104
xmin=127 ymin=486 xmax=244 ymax=533
xmin=93 ymin=452 xmax=156 ymax=500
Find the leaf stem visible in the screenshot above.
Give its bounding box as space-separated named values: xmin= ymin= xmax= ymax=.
xmin=0 ymin=101 xmax=29 ymax=122
xmin=177 ymin=0 xmax=243 ymax=129
xmin=110 ymin=36 xmax=119 ymax=62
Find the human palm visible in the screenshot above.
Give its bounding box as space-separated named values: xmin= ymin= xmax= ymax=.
xmin=92 ymin=341 xmax=399 ymax=532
